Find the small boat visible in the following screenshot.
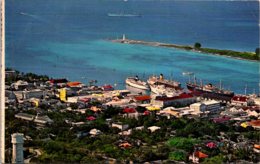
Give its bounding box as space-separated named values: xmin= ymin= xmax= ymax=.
xmin=182 ymin=72 xmax=194 ymax=76
xmin=125 ymin=76 xmax=149 ymax=90
xmin=107 ymin=13 xmax=141 ymax=17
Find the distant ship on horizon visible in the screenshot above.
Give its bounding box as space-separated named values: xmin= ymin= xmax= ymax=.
xmin=107 ymin=13 xmax=142 ymax=17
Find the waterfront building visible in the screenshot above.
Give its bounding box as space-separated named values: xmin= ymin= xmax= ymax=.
xmin=151 ymin=93 xmax=196 ymax=107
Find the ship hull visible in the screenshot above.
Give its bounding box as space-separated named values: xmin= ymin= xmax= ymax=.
xmin=186 ymin=83 xmax=234 ymax=98
xmin=125 ymin=78 xmax=149 ymax=90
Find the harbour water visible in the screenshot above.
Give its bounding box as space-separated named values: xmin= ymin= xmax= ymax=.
xmin=6 ymin=0 xmax=259 ymax=94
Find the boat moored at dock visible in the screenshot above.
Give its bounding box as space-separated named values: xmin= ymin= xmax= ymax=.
xmin=125 ymin=76 xmax=149 ymax=90
xmin=187 ymin=82 xmax=234 ymax=98
xmin=147 ymin=74 xmax=182 ymax=90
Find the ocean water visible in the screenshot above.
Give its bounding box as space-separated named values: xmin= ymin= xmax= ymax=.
xmin=6 ymin=0 xmax=259 ymax=94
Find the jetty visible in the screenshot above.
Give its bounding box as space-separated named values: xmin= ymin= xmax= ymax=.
xmin=111 ymin=34 xmax=258 ymax=61
xmin=112 ymin=34 xmax=189 ymax=49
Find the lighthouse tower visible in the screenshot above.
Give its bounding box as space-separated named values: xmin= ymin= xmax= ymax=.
xmin=11 ymin=133 xmax=24 ymax=164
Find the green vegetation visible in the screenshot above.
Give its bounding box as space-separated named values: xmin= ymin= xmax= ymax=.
xmin=202 ymin=154 xmax=224 ymax=164
xmin=200 ymin=47 xmax=258 ymax=60
xmin=6 ymin=104 xmax=259 ymax=163
xmin=124 ymin=40 xmax=259 ymax=61
xmin=194 ymin=42 xmax=202 ymax=49
xmin=255 ymin=48 xmax=260 ymax=55
xmin=161 ymin=43 xmax=258 ymax=60
xmin=5 ymin=68 xmax=49 ymax=85
xmin=168 ymin=150 xmax=186 ymax=161
xmin=167 ymin=137 xmax=200 ymax=151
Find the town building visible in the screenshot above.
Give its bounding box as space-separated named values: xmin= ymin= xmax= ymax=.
xmin=190 ymin=103 xmax=206 ymax=112
xmin=190 ymin=100 xmax=220 ymax=113
xmin=112 ymin=122 xmax=129 ymax=131
xmin=15 ymin=113 xmax=35 ymax=121
xmin=231 ymin=95 xmax=254 ymax=106
xmin=22 ymin=89 xmax=45 ymax=99
xmin=34 ymin=114 xmax=54 ymax=126
xmin=203 ymin=100 xmax=221 ymax=112
xmin=151 ymin=93 xmax=196 ymax=107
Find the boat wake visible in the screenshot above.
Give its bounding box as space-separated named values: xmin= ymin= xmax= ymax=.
xmin=19 ymin=12 xmax=48 ymax=23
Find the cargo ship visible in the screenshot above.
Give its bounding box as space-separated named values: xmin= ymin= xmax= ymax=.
xmin=147 ymin=74 xmax=182 ymax=90
xmin=186 ymin=82 xmax=234 ymax=98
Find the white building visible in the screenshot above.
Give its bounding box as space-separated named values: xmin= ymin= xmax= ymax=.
xmin=190 ymin=103 xmax=206 ymax=112
xmin=15 ymin=113 xmax=35 ymax=121
xmin=203 ymin=100 xmax=220 ymax=112
xmin=190 ymin=100 xmax=220 ymax=113
xmin=34 ymin=114 xmax=54 ymax=126
xmin=12 ymin=80 xmax=28 ymax=90
xmin=112 ymin=122 xmax=129 ymax=131
xmin=23 ymin=89 xmax=45 ymax=99
xmin=12 ymin=133 xmax=24 ymax=163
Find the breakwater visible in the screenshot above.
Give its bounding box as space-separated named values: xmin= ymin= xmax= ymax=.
xmin=111 ymin=38 xmax=258 ymax=61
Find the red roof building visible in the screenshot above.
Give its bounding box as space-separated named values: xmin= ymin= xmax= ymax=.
xmin=194 ymin=151 xmax=208 ymax=158
xmin=206 ymin=142 xmax=217 ymax=149
xmin=79 ymin=97 xmax=91 ymax=103
xmin=152 ymin=93 xmax=196 ymax=107
xmin=86 ymin=116 xmax=96 ymax=121
xmin=143 ymin=110 xmax=150 ymax=116
xmin=248 ymin=120 xmax=260 ymax=129
xmin=123 ymin=107 xmax=137 ymax=113
xmin=212 ymin=116 xmax=231 ymax=123
xmin=102 ymin=85 xmax=114 ymax=91
xmin=134 ymin=95 xmax=151 ymax=102
xmin=231 ymin=95 xmax=253 ymax=106
xmin=67 ymin=81 xmax=82 ymax=87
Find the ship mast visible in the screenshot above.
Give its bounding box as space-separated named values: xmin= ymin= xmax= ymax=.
xmin=244 ymin=84 xmax=247 ymax=95
xmin=193 ymin=75 xmax=196 ymax=85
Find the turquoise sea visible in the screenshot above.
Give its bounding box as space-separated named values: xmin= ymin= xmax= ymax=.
xmin=6 ymin=0 xmax=259 ymax=94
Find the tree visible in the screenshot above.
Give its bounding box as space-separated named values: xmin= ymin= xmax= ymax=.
xmin=255 ymin=48 xmax=260 ymax=59
xmin=194 ymin=42 xmax=202 ymax=49
xmin=168 ymin=151 xmax=186 ymax=161
xmin=255 ymin=48 xmax=260 ymax=56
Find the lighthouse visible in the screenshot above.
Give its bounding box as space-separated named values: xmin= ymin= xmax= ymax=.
xmin=11 ymin=133 xmax=24 ymax=164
